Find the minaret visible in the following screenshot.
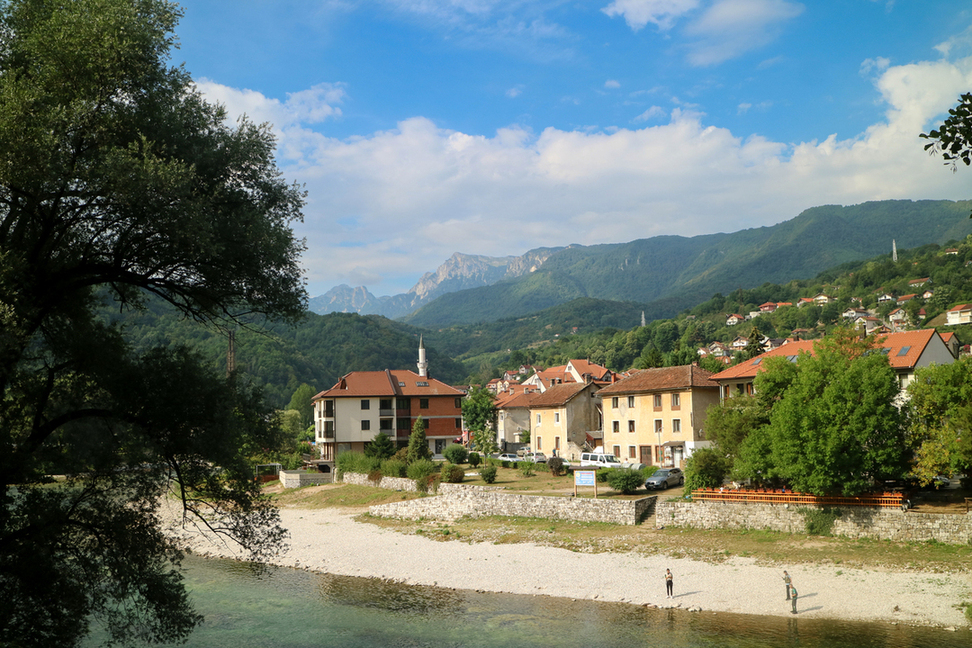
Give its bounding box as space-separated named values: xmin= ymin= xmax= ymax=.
xmin=641 ymin=311 xmax=646 ymax=327
xmin=892 ymin=239 xmax=897 ymax=262
xmin=417 ymin=335 xmax=428 ymax=378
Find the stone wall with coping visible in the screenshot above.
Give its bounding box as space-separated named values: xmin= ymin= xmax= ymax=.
xmin=279 ymin=470 xmax=333 ymax=488
xmin=339 ymin=472 xmax=656 ymax=525
xmin=656 ymin=500 xmax=972 ymax=545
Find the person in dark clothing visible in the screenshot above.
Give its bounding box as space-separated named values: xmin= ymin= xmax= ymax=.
xmin=783 ymin=570 xmax=791 ymax=600
xmin=790 ymin=585 xmax=798 ymax=614
xmin=665 ymin=569 xmax=673 ymax=599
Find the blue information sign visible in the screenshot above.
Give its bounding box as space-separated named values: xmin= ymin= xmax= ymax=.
xmin=574 ymin=470 xmax=596 ymax=486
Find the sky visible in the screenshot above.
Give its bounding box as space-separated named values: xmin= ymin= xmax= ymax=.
xmin=173 ymin=1 xmax=972 ymax=298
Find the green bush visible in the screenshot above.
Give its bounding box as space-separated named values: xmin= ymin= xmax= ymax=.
xmin=798 ymin=507 xmax=842 ymax=536
xmin=468 ymin=452 xmax=481 ymax=467
xmin=443 ymin=464 xmax=466 ymax=483
xmin=683 ymin=447 xmax=728 ymax=495
xmin=443 ymin=444 xmax=468 ymax=464
xmin=547 ymin=456 xmax=564 ymax=476
xmin=519 ymin=461 xmax=535 ymax=477
xmin=607 ymin=468 xmax=645 ymax=494
xmin=336 ymin=451 xmax=379 ymax=477
xmin=367 ymin=469 xmax=383 ymax=486
xmin=479 ymin=465 xmax=498 ymax=484
xmin=406 ymin=458 xmax=438 ymax=481
xmin=379 ymin=458 xmax=407 ymax=478
xmin=596 ymin=467 xmax=614 ymax=483
xmin=415 ymin=474 xmax=440 ymax=494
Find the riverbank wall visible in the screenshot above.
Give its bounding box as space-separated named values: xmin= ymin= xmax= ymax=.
xmin=656 ymin=500 xmax=972 ymax=544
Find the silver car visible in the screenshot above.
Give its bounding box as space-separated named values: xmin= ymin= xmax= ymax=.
xmin=645 ymin=468 xmax=684 ymax=490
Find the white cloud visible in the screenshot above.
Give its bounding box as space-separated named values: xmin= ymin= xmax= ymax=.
xmin=860 ymin=57 xmax=890 ymax=77
xmin=604 ymin=79 xmax=621 ymax=89
xmin=602 ymin=0 xmax=700 ymax=31
xmin=204 ymin=56 xmax=972 ymax=296
xmin=684 ymin=0 xmax=804 ymax=66
xmin=506 ymin=86 xmax=523 ymax=98
xmin=633 ymin=105 xmax=667 ymax=121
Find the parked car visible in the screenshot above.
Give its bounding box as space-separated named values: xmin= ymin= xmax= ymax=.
xmin=580 ymin=452 xmax=624 ymax=468
xmin=496 ymin=453 xmax=519 ymax=463
xmin=523 ymin=452 xmax=547 ymax=463
xmin=645 ymin=468 xmax=684 ymax=490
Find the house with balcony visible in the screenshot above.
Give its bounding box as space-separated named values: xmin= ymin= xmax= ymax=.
xmin=946 ymin=304 xmax=972 ymax=326
xmin=595 ymin=364 xmax=720 ymax=469
xmin=311 ymin=340 xmax=464 ymax=465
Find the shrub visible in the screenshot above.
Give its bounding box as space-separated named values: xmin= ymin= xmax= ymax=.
xmin=798 ymin=507 xmax=842 ymax=536
xmin=479 ymin=465 xmax=498 ymax=484
xmin=367 ymin=469 xmax=383 ymax=486
xmin=596 ymin=467 xmax=614 ymax=483
xmin=380 ymin=458 xmax=407 ymax=478
xmin=364 ymin=432 xmax=395 ymax=460
xmin=336 ymin=451 xmax=379 ymax=478
xmin=415 ymin=474 xmax=440 ymax=494
xmin=393 ymin=447 xmax=409 ymax=463
xmin=443 ymin=464 xmax=466 ymax=483
xmin=468 ymin=452 xmax=481 ymax=467
xmin=607 ymin=468 xmax=645 ymax=494
xmin=519 ymin=461 xmax=535 ymax=477
xmin=683 ymin=447 xmax=728 ymax=495
xmin=443 ymin=444 xmax=468 ymax=464
xmin=406 ymin=458 xmax=438 ymax=481
xmin=547 ymin=456 xmax=564 ymax=476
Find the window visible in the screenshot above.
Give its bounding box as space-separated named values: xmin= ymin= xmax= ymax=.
xmin=671 ymin=393 xmax=680 ymax=409
xmin=396 ymin=398 xmax=409 ymax=410
xmin=653 ymin=394 xmax=662 ymax=409
xmin=627 ymin=396 xmax=635 ymax=408
xmin=628 ymin=420 xmax=635 ymax=433
xmin=455 ymin=418 xmax=462 ymax=428
xmin=629 ymin=446 xmax=636 ymax=459
xmin=379 ymin=399 xmax=392 ymax=410
xmin=379 ymin=419 xmax=392 ymax=431
xmin=554 ymin=412 xmax=560 ymax=424
xmin=537 ymin=437 xmax=542 ymax=450
xmin=612 ymin=397 xmax=619 ymax=409
xmin=420 ymin=398 xmax=429 ymax=409
xmin=612 ymin=421 xmax=620 ymax=434
xmin=360 ymin=399 xmax=370 ymax=410
xmin=673 ymin=419 xmax=681 ymax=434
xmin=537 ymin=413 xmax=542 ymax=424
xmin=555 ymin=437 xmax=561 ymax=451
xmin=455 ymin=398 xmax=462 ymax=408
xmin=361 ymin=420 xmax=371 ymax=431
xmin=654 ymin=419 xmax=663 ymax=434
xmin=612 ymin=445 xmax=620 ymax=457
xmin=416 ymin=381 xmax=429 ymax=387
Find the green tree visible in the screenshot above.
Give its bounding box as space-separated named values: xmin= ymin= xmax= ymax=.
xmin=921 ymin=92 xmax=972 ymax=217
xmin=0 ymin=1 xmax=305 ymax=645
xmin=905 ymin=358 xmax=972 ymax=482
xmin=406 ymin=417 xmax=432 ymax=463
xmin=365 ymin=432 xmax=396 ymax=460
xmin=743 ymin=327 xmax=763 ymax=360
xmin=461 ymin=386 xmax=497 ymax=436
xmin=740 ymin=330 xmax=905 ymax=495
xmin=286 ymin=383 xmax=317 ymax=431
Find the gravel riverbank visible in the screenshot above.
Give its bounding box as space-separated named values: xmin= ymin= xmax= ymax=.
xmin=161 ymin=499 xmax=972 ymax=630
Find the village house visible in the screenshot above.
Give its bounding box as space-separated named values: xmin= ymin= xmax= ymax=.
xmin=494 ymin=385 xmax=541 ymax=449
xmin=311 ymin=340 xmax=464 ymax=465
xmin=796 ymin=297 xmax=815 ymax=307
xmin=726 ymin=313 xmax=745 ymax=326
xmin=521 ymin=358 xmax=613 ymax=392
xmin=711 ymin=328 xmax=954 ymax=402
xmin=595 ymin=365 xmax=720 ymax=469
xmin=528 ymin=382 xmax=601 ymax=461
xmin=813 ymin=294 xmax=832 ymax=305
xmin=946 ymin=304 xmax=972 ymax=326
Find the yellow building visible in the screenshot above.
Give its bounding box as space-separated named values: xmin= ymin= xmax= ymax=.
xmin=528 ymin=382 xmax=601 ymax=460
xmin=596 ymin=365 xmax=719 ymax=468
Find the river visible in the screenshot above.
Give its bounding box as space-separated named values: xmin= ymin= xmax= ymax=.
xmin=98 ymin=556 xmax=970 ymax=647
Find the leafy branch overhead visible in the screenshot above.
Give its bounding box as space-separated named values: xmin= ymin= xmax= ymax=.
xmin=921 ymin=92 xmax=972 ymax=217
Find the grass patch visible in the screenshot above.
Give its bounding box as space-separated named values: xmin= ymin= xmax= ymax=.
xmin=272 ymin=484 xmax=423 ymax=509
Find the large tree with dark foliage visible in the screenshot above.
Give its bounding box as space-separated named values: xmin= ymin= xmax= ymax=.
xmin=0 ymin=0 xmax=306 ymax=645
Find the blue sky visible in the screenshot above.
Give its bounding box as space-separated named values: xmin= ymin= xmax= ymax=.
xmin=175 ymin=1 xmax=972 ymax=298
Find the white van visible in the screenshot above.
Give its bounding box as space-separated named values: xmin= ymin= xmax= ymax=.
xmin=580 ymin=452 xmax=624 ymax=468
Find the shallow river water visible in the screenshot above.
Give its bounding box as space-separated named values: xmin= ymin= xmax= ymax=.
xmin=117 ymin=556 xmax=972 ymax=648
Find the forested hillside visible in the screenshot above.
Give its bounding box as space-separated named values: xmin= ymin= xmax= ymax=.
xmin=404 ymin=200 xmax=972 ymax=327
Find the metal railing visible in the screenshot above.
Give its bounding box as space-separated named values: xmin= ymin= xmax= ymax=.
xmin=691 ymin=488 xmax=905 ymax=508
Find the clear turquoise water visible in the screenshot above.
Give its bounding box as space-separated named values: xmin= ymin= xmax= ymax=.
xmin=110 ymin=556 xmax=971 ymax=648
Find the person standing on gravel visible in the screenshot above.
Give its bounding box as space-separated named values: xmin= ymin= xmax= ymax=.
xmin=783 ymin=570 xmax=791 ymax=600
xmin=665 ymin=569 xmax=674 ymax=599
xmin=790 ymin=584 xmax=798 ymax=614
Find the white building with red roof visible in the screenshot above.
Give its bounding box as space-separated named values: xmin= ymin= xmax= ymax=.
xmin=946 ymin=304 xmax=972 ymax=326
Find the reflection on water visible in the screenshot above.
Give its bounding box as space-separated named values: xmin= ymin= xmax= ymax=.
xmin=95 ymin=556 xmax=970 ymax=648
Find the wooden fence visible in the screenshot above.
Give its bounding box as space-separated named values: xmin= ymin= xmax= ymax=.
xmin=691 ymin=487 xmax=905 ymax=509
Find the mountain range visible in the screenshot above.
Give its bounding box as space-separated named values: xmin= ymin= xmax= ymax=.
xmin=312 ymin=200 xmax=972 ymax=327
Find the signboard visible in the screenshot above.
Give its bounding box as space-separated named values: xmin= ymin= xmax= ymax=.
xmin=574 ymin=470 xmax=597 ymax=498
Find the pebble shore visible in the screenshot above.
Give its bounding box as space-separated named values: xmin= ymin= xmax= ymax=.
xmin=161 ymin=501 xmax=972 ymax=629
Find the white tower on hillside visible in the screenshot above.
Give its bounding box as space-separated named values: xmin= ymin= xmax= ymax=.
xmin=892 ymin=239 xmax=897 ymax=262
xmin=417 ymin=335 xmax=428 ymax=378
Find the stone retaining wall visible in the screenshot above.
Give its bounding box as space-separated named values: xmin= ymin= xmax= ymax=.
xmin=656 ymin=500 xmax=972 ymax=545
xmin=279 ymin=470 xmax=333 ymax=488
xmin=339 ymin=472 xmax=655 ymax=525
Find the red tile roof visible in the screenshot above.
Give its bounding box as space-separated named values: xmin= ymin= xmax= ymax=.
xmin=313 ymin=369 xmax=463 ymax=400
xmin=528 ymin=382 xmax=593 ymax=408
xmin=596 ymin=364 xmax=719 ymax=395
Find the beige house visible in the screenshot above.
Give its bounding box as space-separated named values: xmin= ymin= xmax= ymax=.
xmin=494 ymin=386 xmax=540 ymax=449
xmin=528 ymin=382 xmax=601 ymax=460
xmin=596 ymin=365 xmax=720 ymax=469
